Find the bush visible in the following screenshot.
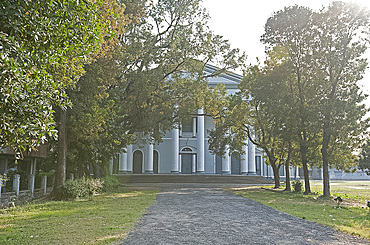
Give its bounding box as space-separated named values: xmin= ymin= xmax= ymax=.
xmin=61 ymin=177 xmax=103 ymax=200
xmin=292 ymin=180 xmax=303 ymax=193
xmin=102 ymin=175 xmax=119 ymax=192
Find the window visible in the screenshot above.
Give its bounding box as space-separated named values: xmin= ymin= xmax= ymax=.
xmin=181 ymin=117 xmax=197 ymax=136
xmin=182 ymin=120 xmax=193 ymax=133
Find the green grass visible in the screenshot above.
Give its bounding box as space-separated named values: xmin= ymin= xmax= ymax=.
xmin=0 ymin=187 xmax=158 ymax=245
xmin=311 ymin=180 xmax=370 ymax=201
xmin=231 ymin=181 xmax=370 ymax=240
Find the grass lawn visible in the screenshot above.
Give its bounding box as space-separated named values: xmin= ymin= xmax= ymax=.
xmin=0 ymin=187 xmax=158 ymax=245
xmin=230 ymin=180 xmax=370 ymax=240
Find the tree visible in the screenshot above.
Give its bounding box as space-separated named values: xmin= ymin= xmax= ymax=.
xmin=261 ymin=5 xmax=321 ymax=194
xmin=209 ymin=55 xmax=299 ymax=189
xmin=358 ymin=140 xmax=370 ymax=175
xmin=113 ymin=0 xmax=246 ymax=144
xmin=0 ymin=0 xmax=107 ymax=155
xmin=66 ymin=54 xmax=134 ymax=178
xmin=110 ymin=0 xmax=245 ymax=143
xmin=51 ymin=0 xmax=245 ymax=180
xmin=49 ymin=0 xmax=128 ymax=197
xmin=313 ymin=1 xmax=370 ymax=196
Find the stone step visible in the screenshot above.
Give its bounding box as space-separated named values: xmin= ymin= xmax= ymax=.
xmin=116 ymin=174 xmax=273 ymax=185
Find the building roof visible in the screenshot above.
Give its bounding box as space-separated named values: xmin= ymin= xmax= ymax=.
xmin=204 ymin=64 xmax=242 ymax=95
xmin=204 ymin=64 xmax=242 ymax=89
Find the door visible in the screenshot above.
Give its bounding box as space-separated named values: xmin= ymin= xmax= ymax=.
xmin=181 ymin=154 xmax=192 ymax=174
xmin=215 ymin=155 xmax=222 ymax=174
xmin=153 ymin=150 xmax=159 ymax=174
xmin=231 ymin=156 xmax=241 ymax=175
xmin=133 ymin=150 xmax=143 ymax=174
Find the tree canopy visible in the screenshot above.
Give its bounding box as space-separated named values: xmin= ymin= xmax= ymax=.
xmin=358 ymin=140 xmax=370 ymax=175
xmin=47 ymin=0 xmax=246 ymax=180
xmin=209 ymin=1 xmax=369 ymax=194
xmin=0 ymin=0 xmax=108 ymax=157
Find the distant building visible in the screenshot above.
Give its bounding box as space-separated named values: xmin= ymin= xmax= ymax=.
xmin=115 ymin=65 xmax=295 ymax=177
xmin=310 ymin=166 xmax=370 ymax=180
xmin=0 ymin=145 xmax=46 ymax=192
xmin=114 ymin=64 xmax=369 ymax=181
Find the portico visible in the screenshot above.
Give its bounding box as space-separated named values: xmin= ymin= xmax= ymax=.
xmin=116 ymin=64 xmax=262 ymax=176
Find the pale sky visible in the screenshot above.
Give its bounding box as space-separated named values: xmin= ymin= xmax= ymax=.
xmin=202 ymin=0 xmax=370 ymax=108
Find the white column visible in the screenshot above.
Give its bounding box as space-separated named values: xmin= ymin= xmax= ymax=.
xmin=29 ymin=159 xmax=36 ymax=197
xmin=118 ymin=152 xmax=123 ymax=173
xmin=296 ymin=166 xmax=299 ymax=179
xmin=241 ymin=143 xmax=248 ymax=175
xmin=197 ymin=108 xmax=205 ymax=173
xmin=269 ymin=165 xmax=273 ymax=178
xmin=29 ymin=174 xmax=35 ymax=197
xmin=145 ymin=143 xmax=154 ymax=173
xmin=248 ymin=138 xmax=256 ymax=175
xmin=192 ymin=117 xmax=197 ymax=137
xmin=127 ymin=145 xmax=133 ymax=173
xmin=192 ymin=154 xmax=196 ymax=173
xmin=221 ymin=147 xmax=231 ymax=175
xmin=119 ymin=148 xmax=128 ymax=173
xmin=13 ymin=174 xmax=20 ymax=196
xmin=179 ymin=154 xmax=182 ymax=173
xmin=259 ymin=156 xmax=263 ymax=176
xmin=109 ymin=157 xmax=114 ymax=175
xmin=42 ymin=175 xmax=48 ymax=195
xmin=172 ymin=127 xmax=180 ymax=173
xmin=262 ymin=154 xmax=267 ymax=177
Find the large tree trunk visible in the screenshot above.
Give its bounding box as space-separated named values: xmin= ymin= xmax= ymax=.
xmin=50 ymin=107 xmax=67 ymax=199
xmin=299 ymin=140 xmax=311 ymax=194
xmin=322 ymin=120 xmax=331 ymax=196
xmin=271 ymin=162 xmax=280 ymax=189
xmin=284 ymin=160 xmax=291 ymax=191
xmin=284 ymin=143 xmax=292 ymax=191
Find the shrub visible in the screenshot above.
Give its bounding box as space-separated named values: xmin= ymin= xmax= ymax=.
xmin=292 ymin=180 xmax=303 ymax=193
xmin=102 ymin=175 xmax=119 ymax=192
xmin=61 ymin=177 xmax=103 ymax=200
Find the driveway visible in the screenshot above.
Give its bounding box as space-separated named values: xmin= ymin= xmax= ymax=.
xmin=122 ymin=187 xmax=370 ymax=245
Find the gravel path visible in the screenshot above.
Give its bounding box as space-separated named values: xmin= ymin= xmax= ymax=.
xmin=122 ymin=187 xmax=370 ymax=245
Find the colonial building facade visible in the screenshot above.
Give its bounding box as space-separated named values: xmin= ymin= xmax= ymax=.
xmin=114 ymin=65 xmax=369 ymax=180
xmin=116 ymin=65 xmax=277 ymax=177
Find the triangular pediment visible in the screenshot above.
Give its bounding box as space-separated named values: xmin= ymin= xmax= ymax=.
xmin=204 ymin=64 xmax=242 ymax=89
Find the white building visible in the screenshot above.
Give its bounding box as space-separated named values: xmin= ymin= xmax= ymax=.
xmin=310 ymin=166 xmax=370 ymax=180
xmin=115 ymin=64 xmax=369 ymax=181
xmin=116 ymin=65 xmax=273 ymax=176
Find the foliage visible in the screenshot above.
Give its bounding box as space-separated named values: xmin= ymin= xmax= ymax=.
xmin=209 ymin=53 xmax=301 ymax=189
xmin=102 ymin=175 xmax=120 ymax=192
xmin=292 ymin=180 xmax=303 ymax=193
xmin=210 ymin=2 xmax=369 ymax=196
xmin=114 ymin=0 xmax=245 ymax=143
xmin=313 ymin=1 xmax=370 ymax=196
xmin=358 ymin=140 xmax=370 ymax=175
xmin=60 ymin=0 xmax=245 ymax=177
xmin=261 ymin=5 xmax=324 ymax=194
xmin=0 ymin=188 xmax=158 ymax=244
xmin=0 ymin=0 xmax=106 ymax=156
xmin=60 ymin=177 xmax=103 ymax=200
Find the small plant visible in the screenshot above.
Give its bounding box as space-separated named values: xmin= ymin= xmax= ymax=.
xmin=334 ymin=196 xmax=343 ymax=208
xmin=292 ymin=180 xmax=303 ymax=193
xmin=102 ymin=175 xmax=119 ymax=192
xmin=60 ymin=177 xmax=103 ymax=200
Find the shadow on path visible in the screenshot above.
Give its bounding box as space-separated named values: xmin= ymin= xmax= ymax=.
xmin=122 ymin=187 xmax=370 ymax=245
